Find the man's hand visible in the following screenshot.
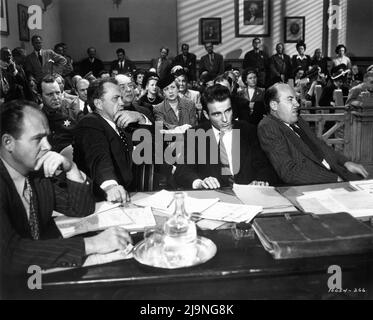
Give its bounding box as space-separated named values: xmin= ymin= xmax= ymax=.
xmin=197 ymin=177 xmax=220 ymax=189
xmin=344 ymin=161 xmax=369 ymax=178
xmin=104 ymin=184 xmax=130 ymax=203
xmin=114 ymin=110 xmax=144 ymax=128
xmin=84 ymin=227 xmax=132 ymax=255
xmin=34 ymin=151 xmax=72 ymax=177
xmin=250 ymin=180 xmax=269 ymax=186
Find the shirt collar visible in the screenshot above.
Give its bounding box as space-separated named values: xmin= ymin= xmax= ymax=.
xmin=296 ymin=54 xmax=307 ymax=60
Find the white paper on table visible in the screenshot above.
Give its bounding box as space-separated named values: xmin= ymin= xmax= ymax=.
xmin=198 ymin=202 xmax=262 ymax=223
xmin=131 ymin=190 xmax=174 ymax=211
xmin=121 ymin=206 xmax=156 ymax=231
xmin=233 ymin=184 xmax=297 ymax=213
xmin=350 ymin=179 xmax=373 ymax=194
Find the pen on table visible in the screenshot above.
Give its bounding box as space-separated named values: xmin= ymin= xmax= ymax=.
xmin=166 ymin=198 xmax=175 ymax=208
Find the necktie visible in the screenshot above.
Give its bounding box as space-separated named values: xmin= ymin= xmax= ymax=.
xmin=290 ymin=124 xmax=324 ymax=162
xmin=209 ymin=54 xmax=214 ymax=65
xmin=219 ymin=132 xmax=234 ymax=186
xmin=83 ymin=101 xmax=89 ymax=115
xmin=23 ymin=177 xmax=40 ymax=240
xmin=38 ymin=51 xmax=43 ymax=65
xmin=116 ymin=126 xmax=130 ymax=151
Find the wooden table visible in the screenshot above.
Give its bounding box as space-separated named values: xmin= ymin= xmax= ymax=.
xmin=13 ymin=189 xmax=373 ymax=300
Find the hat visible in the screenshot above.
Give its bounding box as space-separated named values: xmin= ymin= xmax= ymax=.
xmin=142 ymin=71 xmax=159 ymax=90
xmin=331 ymin=64 xmax=350 ymax=80
xmin=171 ymin=65 xmax=184 ymax=75
xmin=157 ymin=73 xmax=176 ymax=90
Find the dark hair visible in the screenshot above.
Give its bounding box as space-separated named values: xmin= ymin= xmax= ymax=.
xmin=87 ymin=78 xmax=118 ymax=111
xmin=160 ymin=47 xmax=169 ymax=54
xmin=264 ymin=83 xmax=281 ymax=114
xmin=31 ymin=35 xmax=42 ymax=43
xmin=181 ymin=43 xmax=189 ymax=50
xmin=201 ymin=84 xmax=231 ymax=113
xmin=54 ymin=43 xmax=64 ymax=51
xmin=1 ymin=100 xmax=42 ymax=139
xmin=116 ymin=48 xmax=125 ymax=55
xmin=241 ymin=69 xmax=258 ymax=86
xmin=87 ymin=47 xmax=96 ymax=54
xmin=296 ymin=41 xmax=306 ymax=51
xmin=98 ymin=70 xmax=110 ymax=78
xmin=11 ymin=47 xmax=25 ymax=57
xmin=214 ymin=74 xmax=233 ymax=87
xmin=252 ymin=37 xmax=261 ymax=44
xmin=335 ymin=44 xmax=347 ymax=54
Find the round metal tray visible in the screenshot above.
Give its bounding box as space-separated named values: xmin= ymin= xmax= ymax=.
xmin=133 ymin=236 xmax=217 ymax=269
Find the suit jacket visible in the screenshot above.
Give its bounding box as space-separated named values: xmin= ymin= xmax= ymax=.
xmin=236 ymin=87 xmax=266 ymax=125
xmin=79 ymin=57 xmax=105 ymax=78
xmin=153 ymin=97 xmax=197 ymax=130
xmin=110 ymin=59 xmax=136 ymax=75
xmin=0 ymin=159 xmax=95 ymax=276
xmin=257 ymin=114 xmax=361 ymax=185
xmin=73 ymin=113 xmax=134 ymax=199
xmin=174 ymin=121 xmax=279 ymax=188
xmin=173 ymin=53 xmax=197 ymax=81
xmin=269 ymin=53 xmax=292 ymax=84
xmin=151 ymin=58 xmax=172 ymax=81
xmin=24 ymin=50 xmax=67 ymax=83
xmin=199 ymin=52 xmax=224 ymax=78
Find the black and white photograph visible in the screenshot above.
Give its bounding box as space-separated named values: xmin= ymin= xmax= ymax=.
xmin=1 ymin=0 xmax=373 ymax=303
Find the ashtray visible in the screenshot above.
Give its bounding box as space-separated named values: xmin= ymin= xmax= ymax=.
xmin=133 ymin=236 xmax=217 ymax=269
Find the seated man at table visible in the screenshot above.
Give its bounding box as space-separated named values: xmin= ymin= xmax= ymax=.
xmin=74 ymin=78 xmax=150 ymax=202
xmin=174 ymin=84 xmax=279 ymax=189
xmin=257 ymin=83 xmax=369 ymax=185
xmin=345 ymin=71 xmax=373 ymax=107
xmin=0 ymin=100 xmax=132 ymax=278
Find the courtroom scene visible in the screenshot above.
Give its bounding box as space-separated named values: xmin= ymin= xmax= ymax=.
xmin=1 ymin=0 xmax=373 ymax=302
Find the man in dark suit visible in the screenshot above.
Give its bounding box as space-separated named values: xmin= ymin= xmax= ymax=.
xmin=74 ymin=78 xmax=152 ymax=202
xmin=0 ymin=100 xmax=131 ymax=282
xmin=24 ymin=35 xmax=67 ymax=84
xmin=243 ymin=38 xmax=269 ymax=87
xmin=79 ymin=47 xmax=105 ymax=78
xmin=151 ymin=47 xmax=173 ymax=81
xmin=269 ymin=43 xmax=292 ymax=85
xmin=11 ymin=47 xmax=33 ymax=100
xmin=172 ymin=44 xmax=197 ymax=82
xmin=199 ymin=43 xmax=224 ymax=79
xmin=257 ymin=83 xmax=369 ymax=185
xmin=110 ymin=48 xmax=136 ymax=75
xmin=174 ymin=85 xmax=278 ymax=189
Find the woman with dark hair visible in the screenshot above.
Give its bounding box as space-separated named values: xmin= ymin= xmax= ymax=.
xmin=333 ymin=44 xmax=352 ymax=70
xmin=238 ymin=69 xmax=266 ymax=125
xmin=291 ymin=41 xmax=311 ymax=75
xmin=133 ymin=69 xmax=146 ymax=100
xmin=138 ymin=71 xmax=164 ymax=106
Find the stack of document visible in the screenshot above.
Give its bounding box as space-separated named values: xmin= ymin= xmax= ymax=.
xmin=131 ymin=190 xmax=219 ymax=216
xmin=233 ymin=184 xmax=297 ymax=214
xmin=296 ymin=188 xmax=373 ymax=219
xmin=54 ymin=202 xmax=156 ymax=238
xmin=350 ymin=179 xmax=373 ymax=194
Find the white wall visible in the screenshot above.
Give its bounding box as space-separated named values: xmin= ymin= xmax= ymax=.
xmin=0 ymin=0 xmax=62 ymax=52
xmin=177 ymin=0 xmax=324 ymax=59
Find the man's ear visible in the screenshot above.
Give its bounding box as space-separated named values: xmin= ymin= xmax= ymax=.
xmin=2 ymin=134 xmax=15 ymax=152
xmin=203 ymin=110 xmax=210 ymax=120
xmin=269 ymin=100 xmax=278 ymax=112
xmin=94 ymin=98 xmax=102 ymax=111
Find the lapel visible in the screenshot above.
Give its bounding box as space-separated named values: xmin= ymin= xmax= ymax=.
xmin=269 ymin=115 xmax=321 ymax=164
xmin=164 ymin=99 xmax=180 ymax=124
xmin=0 ymin=159 xmax=31 ymax=237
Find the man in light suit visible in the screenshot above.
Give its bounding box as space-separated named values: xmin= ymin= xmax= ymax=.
xmin=24 ymin=35 xmax=67 ymax=84
xmin=257 ymin=83 xmax=368 ymax=185
xmin=174 ymin=69 xmax=202 ymax=112
xmin=0 ymin=100 xmax=131 ymax=285
xmin=174 ymin=85 xmax=278 ymax=189
xmin=199 ymin=43 xmax=224 ymax=79
xmin=110 ymin=48 xmax=136 ymax=75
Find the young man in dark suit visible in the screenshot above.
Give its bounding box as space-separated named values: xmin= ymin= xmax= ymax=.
xmin=110 ymin=48 xmax=136 ymax=75
xmin=257 ymin=83 xmax=368 ymax=185
xmin=174 ymin=85 xmax=278 ymax=189
xmin=172 ymin=43 xmax=197 ymax=82
xmin=269 ymin=43 xmax=292 ymax=85
xmin=199 ymin=43 xmax=225 ymax=79
xmin=0 ymin=100 xmax=131 ymax=281
xmin=79 ymin=47 xmax=105 ymax=78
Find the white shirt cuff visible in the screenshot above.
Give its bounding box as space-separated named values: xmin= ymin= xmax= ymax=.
xmin=141 ymin=115 xmax=152 ymax=125
xmin=100 ymin=180 xmax=118 ymax=190
xmin=192 ymin=179 xmax=203 ymax=189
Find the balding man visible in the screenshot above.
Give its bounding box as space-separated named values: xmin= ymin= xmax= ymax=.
xmin=75 ymin=78 xmax=91 ymax=114
xmin=257 ymin=83 xmax=368 ymax=185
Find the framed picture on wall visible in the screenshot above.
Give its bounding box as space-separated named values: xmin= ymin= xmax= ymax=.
xmin=200 ymin=18 xmax=222 ymax=45
xmin=18 ymin=4 xmax=30 ymax=41
xmin=0 ymin=0 xmax=9 ymax=35
xmin=234 ymin=0 xmax=270 ymax=37
xmin=109 ymin=18 xmax=130 ymax=42
xmin=284 ymin=16 xmax=305 ymax=43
